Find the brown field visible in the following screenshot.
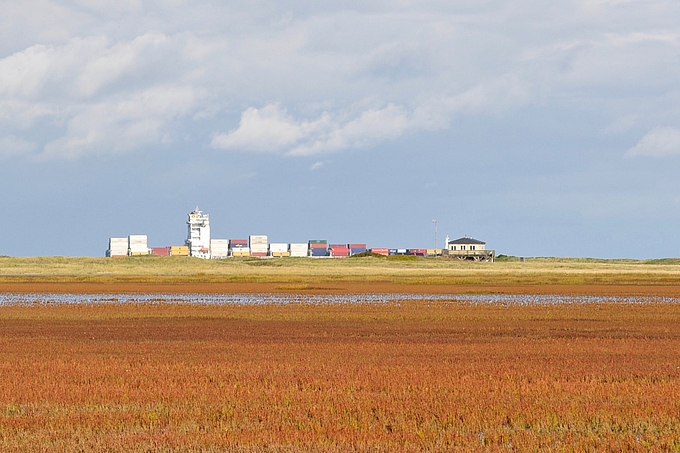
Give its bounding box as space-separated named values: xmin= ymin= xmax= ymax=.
xmin=1 ymin=298 xmax=680 ymax=452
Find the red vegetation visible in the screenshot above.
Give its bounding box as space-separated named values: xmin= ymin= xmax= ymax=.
xmin=0 ymin=301 xmax=679 ymax=451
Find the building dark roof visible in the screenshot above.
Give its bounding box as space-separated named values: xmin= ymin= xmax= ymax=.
xmin=448 ymin=237 xmax=486 ymax=245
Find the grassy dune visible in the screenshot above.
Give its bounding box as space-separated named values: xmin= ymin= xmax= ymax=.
xmin=1 ymin=255 xmax=680 ymax=286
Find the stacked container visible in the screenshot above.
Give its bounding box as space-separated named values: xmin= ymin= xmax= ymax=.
xmin=329 ymin=244 xmax=349 ymax=257
xmin=269 ymin=243 xmax=290 ymax=257
xmin=249 ymin=235 xmax=268 ymax=257
xmin=210 ymin=239 xmax=229 ymax=259
xmin=370 ymin=247 xmax=389 ymax=256
xmin=308 ymin=240 xmax=328 ymax=257
xmin=128 ymin=235 xmax=149 ymax=256
xmin=107 ymin=238 xmax=128 ymax=257
xmin=410 ymin=249 xmax=427 ymax=256
xmin=229 ymin=239 xmax=250 ymax=257
xmin=289 ymin=243 xmax=309 ymax=257
xmin=348 ymin=243 xmax=367 ymax=256
xmin=150 ymin=247 xmax=170 ymax=256
xmin=170 ymin=245 xmax=189 ymax=256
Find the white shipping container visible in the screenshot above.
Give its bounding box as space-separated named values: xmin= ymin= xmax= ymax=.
xmin=269 ymin=243 xmax=288 ymax=253
xmin=230 ymin=247 xmax=250 ymax=253
xmin=249 ymin=235 xmax=268 ymax=245
xmin=250 ymin=244 xmax=268 ymax=253
xmin=211 ymin=239 xmax=229 ymax=253
xmin=289 ymin=243 xmax=308 ymax=257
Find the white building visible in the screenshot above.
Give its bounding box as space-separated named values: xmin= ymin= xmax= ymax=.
xmin=444 ymin=236 xmax=495 ymax=262
xmin=186 ymin=207 xmax=211 ymax=259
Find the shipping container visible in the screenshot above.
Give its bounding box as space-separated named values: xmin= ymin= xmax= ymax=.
xmin=170 ymin=246 xmax=190 ymax=256
xmin=229 ymin=239 xmax=249 ymax=246
xmin=308 ymin=240 xmax=327 ymax=245
xmin=129 ymin=251 xmax=149 ymax=256
xmin=250 ymin=252 xmax=268 ymax=257
xmin=310 ymin=248 xmax=328 ymax=257
xmin=271 ymin=252 xmax=291 ymax=257
xmin=371 ymin=248 xmax=389 ymax=256
xmin=397 ymin=249 xmax=407 ymax=254
xmin=231 ymin=250 xmax=251 ymax=257
xmin=151 ymin=247 xmax=171 ymax=257
xmin=249 ymin=235 xmax=268 ymax=245
xmin=269 ymin=243 xmax=288 ymax=253
xmin=348 ymin=244 xmax=367 ymax=249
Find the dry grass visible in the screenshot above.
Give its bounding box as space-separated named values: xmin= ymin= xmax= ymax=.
xmin=2 ymin=256 xmax=680 ymax=287
xmin=0 ymin=301 xmax=679 ymax=451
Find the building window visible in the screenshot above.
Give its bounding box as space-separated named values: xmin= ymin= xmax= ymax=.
xmin=461 ymin=245 xmax=465 ymax=250
xmin=471 ymin=245 xmax=476 ymax=250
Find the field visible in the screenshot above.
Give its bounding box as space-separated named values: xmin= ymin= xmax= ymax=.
xmin=1 ymin=300 xmax=679 ymax=451
xmin=3 ymin=255 xmax=680 ymax=293
xmin=1 ymin=257 xmax=680 ymax=451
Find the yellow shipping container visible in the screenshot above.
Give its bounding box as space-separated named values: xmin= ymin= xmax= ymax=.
xmin=426 ymin=249 xmax=436 ymax=255
xmin=232 ymin=251 xmax=251 ymax=257
xmin=170 ymin=246 xmax=189 ymax=256
xmin=129 ymin=251 xmax=149 ymax=256
xmin=271 ymin=252 xmax=291 ymax=257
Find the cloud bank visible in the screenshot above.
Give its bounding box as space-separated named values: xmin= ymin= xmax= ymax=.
xmin=0 ymin=1 xmax=679 ymax=159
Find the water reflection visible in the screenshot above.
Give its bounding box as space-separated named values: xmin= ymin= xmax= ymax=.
xmin=0 ymin=293 xmax=677 ymax=306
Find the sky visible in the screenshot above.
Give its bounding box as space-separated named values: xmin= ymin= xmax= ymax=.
xmin=1 ymin=0 xmax=680 ymax=258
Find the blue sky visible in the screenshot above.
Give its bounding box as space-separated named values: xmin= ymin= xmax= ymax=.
xmin=1 ymin=0 xmax=680 ymax=258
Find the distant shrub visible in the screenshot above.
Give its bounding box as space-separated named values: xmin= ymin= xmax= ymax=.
xmin=386 ymin=255 xmax=418 ymax=261
xmin=348 ymin=252 xmax=387 ymax=259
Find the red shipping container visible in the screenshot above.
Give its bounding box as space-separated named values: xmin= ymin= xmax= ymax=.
xmin=309 ymin=243 xmax=327 ymax=248
xmin=348 ymin=244 xmax=367 ymax=249
xmin=371 ymin=248 xmax=389 ymax=256
xmin=250 ymin=252 xmax=268 ymax=257
xmin=151 ymin=247 xmax=171 ymax=256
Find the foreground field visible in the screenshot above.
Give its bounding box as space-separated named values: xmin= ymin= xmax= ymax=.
xmin=1 ymin=300 xmax=679 ymax=451
xmin=3 ymin=256 xmax=680 ymax=292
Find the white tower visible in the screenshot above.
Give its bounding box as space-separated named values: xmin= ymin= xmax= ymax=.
xmin=186 ymin=207 xmax=211 ymax=259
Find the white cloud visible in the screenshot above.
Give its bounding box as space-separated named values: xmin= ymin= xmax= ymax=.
xmin=2 ymin=1 xmax=680 ymax=159
xmin=625 ymin=127 xmax=680 ymax=157
xmin=211 ymin=104 xmax=314 ymax=153
xmin=41 ymin=85 xmax=197 ymax=159
xmin=0 ymin=135 xmax=36 ymax=158
xmin=212 ymin=103 xmax=411 ymax=156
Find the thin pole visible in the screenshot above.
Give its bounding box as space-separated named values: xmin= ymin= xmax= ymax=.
xmin=432 ymin=220 xmax=438 ymax=250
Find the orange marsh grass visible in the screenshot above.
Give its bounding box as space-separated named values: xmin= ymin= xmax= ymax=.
xmin=0 ymin=301 xmax=679 ymax=451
